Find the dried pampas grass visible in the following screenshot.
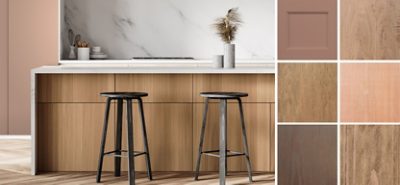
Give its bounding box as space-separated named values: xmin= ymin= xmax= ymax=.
xmin=213 ymin=8 xmax=242 ymax=44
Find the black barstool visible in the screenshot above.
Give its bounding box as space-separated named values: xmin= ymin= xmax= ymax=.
xmin=194 ymin=92 xmax=253 ymax=185
xmin=96 ymin=92 xmax=152 ymax=185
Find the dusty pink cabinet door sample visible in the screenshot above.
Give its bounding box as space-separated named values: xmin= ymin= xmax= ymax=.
xmin=278 ymin=0 xmax=337 ymax=59
xmin=341 ymin=64 xmax=400 ymax=122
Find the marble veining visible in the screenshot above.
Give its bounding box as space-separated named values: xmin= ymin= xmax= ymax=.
xmin=61 ymin=0 xmax=275 ymax=60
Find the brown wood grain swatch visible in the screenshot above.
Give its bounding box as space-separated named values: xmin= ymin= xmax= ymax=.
xmin=341 ymin=125 xmax=400 ymax=185
xmin=278 ymin=125 xmax=337 ymax=185
xmin=341 ymin=64 xmax=400 ymax=122
xmin=341 ymin=0 xmax=400 ymax=59
xmin=278 ymin=63 xmax=337 ymax=122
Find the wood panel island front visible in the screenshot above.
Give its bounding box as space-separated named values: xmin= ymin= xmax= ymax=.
xmin=31 ymin=66 xmax=275 ymax=175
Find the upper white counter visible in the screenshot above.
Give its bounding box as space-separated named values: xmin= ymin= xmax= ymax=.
xmin=32 ymin=60 xmax=275 ymax=74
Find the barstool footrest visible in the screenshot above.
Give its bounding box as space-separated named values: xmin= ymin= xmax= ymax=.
xmin=202 ymin=150 xmax=245 ymax=158
xmin=103 ymin=150 xmax=146 ymax=158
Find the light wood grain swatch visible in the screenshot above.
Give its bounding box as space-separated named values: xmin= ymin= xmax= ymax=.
xmin=116 ymin=74 xmax=193 ymax=103
xmin=278 ymin=63 xmax=337 ymax=122
xmin=193 ymin=74 xmax=275 ymax=103
xmin=37 ymin=74 xmax=114 ymax=103
xmin=341 ymin=0 xmax=400 ymax=59
xmin=193 ymin=103 xmax=273 ymax=172
xmin=341 ymin=64 xmax=400 ymax=122
xmin=341 ymin=125 xmax=400 ymax=185
xmin=278 ymin=125 xmax=337 ymax=185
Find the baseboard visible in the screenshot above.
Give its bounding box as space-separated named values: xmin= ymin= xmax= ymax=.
xmin=0 ymin=135 xmax=31 ymax=140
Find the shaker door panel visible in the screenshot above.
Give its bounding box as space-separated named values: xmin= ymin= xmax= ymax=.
xmin=278 ymin=0 xmax=337 ymax=59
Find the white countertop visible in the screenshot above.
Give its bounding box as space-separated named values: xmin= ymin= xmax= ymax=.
xmin=32 ymin=60 xmax=275 ymax=74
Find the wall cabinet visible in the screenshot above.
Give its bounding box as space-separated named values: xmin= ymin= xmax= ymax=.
xmin=36 ymin=74 xmax=275 ymax=172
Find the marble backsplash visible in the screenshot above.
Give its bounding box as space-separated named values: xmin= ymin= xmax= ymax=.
xmin=61 ymin=0 xmax=275 ymax=60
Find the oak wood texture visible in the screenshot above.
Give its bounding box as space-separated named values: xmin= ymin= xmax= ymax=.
xmin=37 ymin=74 xmax=114 ymax=103
xmin=193 ymin=74 xmax=275 ymax=103
xmin=278 ymin=125 xmax=337 ymax=185
xmin=116 ymin=74 xmax=193 ymax=103
xmin=341 ymin=0 xmax=400 ymax=59
xmin=341 ymin=125 xmax=400 ymax=185
xmin=193 ymin=103 xmax=273 ymax=172
xmin=278 ymin=0 xmax=337 ymax=59
xmin=37 ymin=103 xmax=116 ymax=172
xmin=120 ymin=103 xmax=193 ymax=171
xmin=278 ymin=63 xmax=337 ymax=122
xmin=341 ymin=64 xmax=400 ymax=122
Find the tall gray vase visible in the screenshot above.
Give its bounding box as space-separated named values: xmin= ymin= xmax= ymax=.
xmin=224 ymin=44 xmax=235 ymax=68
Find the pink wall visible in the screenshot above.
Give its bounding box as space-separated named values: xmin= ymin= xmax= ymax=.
xmin=8 ymin=0 xmax=58 ymax=134
xmin=0 ymin=0 xmax=9 ymax=134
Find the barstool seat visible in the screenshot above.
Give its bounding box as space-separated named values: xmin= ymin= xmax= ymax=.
xmin=200 ymin=92 xmax=248 ymax=99
xmin=100 ymin=92 xmax=148 ymax=98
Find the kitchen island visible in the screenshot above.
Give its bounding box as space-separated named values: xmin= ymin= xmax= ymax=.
xmin=31 ymin=63 xmax=275 ymax=175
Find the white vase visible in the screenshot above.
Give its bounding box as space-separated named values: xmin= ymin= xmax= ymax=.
xmin=68 ymin=46 xmax=76 ymax=59
xmin=77 ymin=48 xmax=90 ymax=60
xmin=224 ymin=44 xmax=235 ymax=68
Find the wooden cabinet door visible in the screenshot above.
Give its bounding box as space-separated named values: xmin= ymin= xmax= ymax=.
xmin=278 ymin=0 xmax=337 ymax=59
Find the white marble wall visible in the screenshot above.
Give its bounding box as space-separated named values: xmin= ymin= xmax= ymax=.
xmin=62 ymin=0 xmax=275 ymax=60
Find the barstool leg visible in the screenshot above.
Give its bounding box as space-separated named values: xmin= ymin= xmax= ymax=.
xmin=194 ymin=98 xmax=209 ymax=180
xmin=138 ymin=98 xmax=153 ymax=180
xmin=238 ymin=98 xmax=253 ymax=182
xmin=96 ymin=98 xmax=112 ymax=183
xmin=115 ymin=99 xmax=123 ymax=177
xmin=219 ymin=99 xmax=227 ymax=185
xmin=126 ymin=99 xmax=136 ymax=185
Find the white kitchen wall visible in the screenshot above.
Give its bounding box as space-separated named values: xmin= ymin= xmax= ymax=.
xmin=62 ymin=0 xmax=275 ymax=60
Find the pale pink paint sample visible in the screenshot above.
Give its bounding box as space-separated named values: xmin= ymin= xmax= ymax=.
xmin=0 ymin=0 xmax=8 ymax=134
xmin=341 ymin=64 xmax=400 ymax=122
xmin=9 ymin=0 xmax=58 ymax=134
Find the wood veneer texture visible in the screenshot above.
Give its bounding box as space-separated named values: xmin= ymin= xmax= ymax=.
xmin=278 ymin=125 xmax=337 ymax=185
xmin=37 ymin=103 xmax=116 ymax=171
xmin=341 ymin=125 xmax=400 ymax=185
xmin=278 ymin=0 xmax=337 ymax=59
xmin=341 ymin=63 xmax=400 ymax=122
xmin=341 ymin=0 xmax=400 ymax=59
xmin=278 ymin=63 xmax=337 ymax=122
xmin=116 ymin=74 xmax=193 ymax=103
